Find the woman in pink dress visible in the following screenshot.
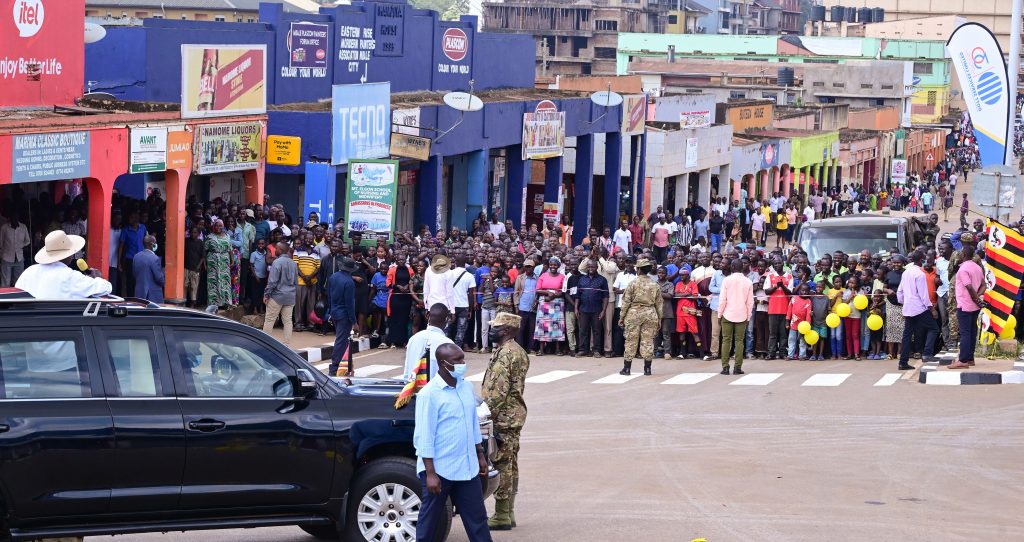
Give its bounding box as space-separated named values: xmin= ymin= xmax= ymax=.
xmin=533 ymin=258 xmax=567 ymax=355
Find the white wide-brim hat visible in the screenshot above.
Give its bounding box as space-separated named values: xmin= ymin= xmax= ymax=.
xmin=35 ymin=230 xmax=85 ymax=264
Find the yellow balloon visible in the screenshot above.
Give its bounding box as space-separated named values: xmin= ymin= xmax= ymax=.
xmin=835 ymin=303 xmax=851 ymax=318
xmin=981 ymin=332 xmax=996 ymax=345
xmin=853 ymin=294 xmax=869 ymax=311
xmin=867 ymin=314 xmax=883 ymax=331
xmin=826 ymin=313 xmax=841 ymax=329
xmin=1007 ymin=315 xmax=1017 ymax=330
xmin=1000 ymin=326 xmax=1016 ymax=340
xmin=798 ymin=321 xmax=812 ymax=335
xmin=804 ymin=330 xmax=820 ymax=345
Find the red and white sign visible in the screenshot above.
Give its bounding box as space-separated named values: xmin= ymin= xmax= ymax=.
xmin=442 ymin=28 xmax=468 ymax=62
xmin=1 ymin=0 xmax=84 ymax=107
xmin=535 ymin=100 xmax=557 ymax=114
xmin=926 ymin=152 xmax=934 ymax=161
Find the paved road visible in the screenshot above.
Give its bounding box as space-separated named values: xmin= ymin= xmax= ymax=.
xmin=93 ymin=346 xmax=1024 ymax=542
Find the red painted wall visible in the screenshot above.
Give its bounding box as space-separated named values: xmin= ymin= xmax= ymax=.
xmin=0 ymin=0 xmax=85 ymax=107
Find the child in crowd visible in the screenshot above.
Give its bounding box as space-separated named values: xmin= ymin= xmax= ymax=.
xmin=369 ymin=267 xmax=390 ymax=344
xmin=867 ymin=290 xmax=887 ymax=360
xmin=809 ymin=281 xmax=830 ymax=360
xmin=786 ymin=282 xmax=812 ymax=360
xmin=841 ymin=277 xmax=862 ymax=360
xmin=828 ymin=275 xmax=845 ymax=359
xmin=494 ymin=276 xmax=516 ymax=315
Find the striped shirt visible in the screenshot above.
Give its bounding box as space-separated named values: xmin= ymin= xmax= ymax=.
xmin=292 ymin=250 xmax=321 ymax=286
xmin=414 ymin=376 xmax=482 ymax=480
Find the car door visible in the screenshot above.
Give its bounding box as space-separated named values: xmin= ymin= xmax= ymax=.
xmin=93 ymin=326 xmax=186 ymax=515
xmin=165 ymin=327 xmax=335 ymax=511
xmin=0 ymin=328 xmax=113 ymax=518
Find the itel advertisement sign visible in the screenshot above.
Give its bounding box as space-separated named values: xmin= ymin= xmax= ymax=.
xmin=433 ymin=24 xmax=472 ymax=89
xmin=1 ymin=0 xmax=85 ymax=107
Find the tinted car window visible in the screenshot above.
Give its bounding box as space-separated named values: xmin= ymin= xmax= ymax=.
xmin=175 ymin=331 xmax=294 ymax=398
xmin=104 ymin=334 xmax=161 ymax=397
xmin=0 ymin=335 xmax=89 ymax=399
xmin=799 ymin=225 xmax=901 ymax=261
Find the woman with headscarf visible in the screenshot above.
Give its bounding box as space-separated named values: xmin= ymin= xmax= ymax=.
xmin=204 ymin=219 xmax=235 ymax=308
xmin=533 ymin=257 xmax=567 ymax=355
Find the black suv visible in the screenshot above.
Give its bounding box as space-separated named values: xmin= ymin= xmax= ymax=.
xmin=0 ymin=295 xmax=497 ymax=541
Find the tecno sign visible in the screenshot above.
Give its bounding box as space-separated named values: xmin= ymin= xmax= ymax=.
xmin=442 ymin=28 xmax=468 ymax=62
xmin=12 ymin=0 xmax=44 ymax=37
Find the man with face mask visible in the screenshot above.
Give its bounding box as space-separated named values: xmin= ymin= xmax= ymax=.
xmin=481 ymin=313 xmax=529 ymax=531
xmin=414 ymin=343 xmax=492 ymax=542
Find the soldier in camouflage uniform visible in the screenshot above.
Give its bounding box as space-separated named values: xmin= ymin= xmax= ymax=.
xmin=947 ymin=232 xmax=977 ymax=344
xmin=481 ymin=312 xmax=529 ymax=531
xmin=618 ymin=258 xmax=663 ymax=376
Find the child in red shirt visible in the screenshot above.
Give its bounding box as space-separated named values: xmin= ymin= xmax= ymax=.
xmin=786 ymin=282 xmax=812 ymax=360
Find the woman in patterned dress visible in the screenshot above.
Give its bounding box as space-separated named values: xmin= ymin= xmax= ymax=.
xmin=204 ymin=219 xmax=234 ymax=308
xmin=224 ymin=215 xmax=242 ymax=306
xmin=533 ymin=257 xmax=567 ymax=355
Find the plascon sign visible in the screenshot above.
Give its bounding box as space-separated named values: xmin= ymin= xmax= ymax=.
xmin=442 ymin=28 xmax=468 ymax=61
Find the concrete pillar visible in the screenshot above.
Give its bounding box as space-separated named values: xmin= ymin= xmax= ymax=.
xmin=628 ymin=135 xmax=639 ymax=216
xmin=697 ymin=168 xmax=711 ymax=210
xmin=675 ymin=174 xmax=689 ymax=213
xmin=746 ymin=175 xmax=756 ymax=202
xmin=506 ymin=146 xmax=528 ymax=229
xmin=573 ymin=135 xmax=595 ymax=246
xmin=243 ymin=167 xmax=265 ymax=207
xmin=164 ymin=167 xmax=191 ymax=303
xmin=467 ymin=149 xmax=488 ymax=228
xmin=604 ymin=132 xmax=623 ymax=229
xmin=637 ymin=132 xmax=648 ymax=217
xmin=782 ymin=167 xmax=791 ymax=197
xmin=544 ymin=155 xmax=564 ymax=222
xmin=84 ymin=177 xmax=113 ymax=280
xmin=416 ymin=154 xmax=444 ymax=233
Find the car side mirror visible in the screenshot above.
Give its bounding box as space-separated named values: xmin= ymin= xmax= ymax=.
xmin=296 ymin=368 xmax=318 ymax=391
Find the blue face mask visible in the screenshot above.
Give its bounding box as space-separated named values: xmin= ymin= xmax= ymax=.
xmin=449 ymin=363 xmax=467 ymax=380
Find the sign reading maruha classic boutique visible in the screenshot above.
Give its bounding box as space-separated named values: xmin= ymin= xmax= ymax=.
xmin=12 ymin=131 xmax=91 ymax=182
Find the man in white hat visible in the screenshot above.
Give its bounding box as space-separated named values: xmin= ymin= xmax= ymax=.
xmin=16 ymin=230 xmax=112 ymax=299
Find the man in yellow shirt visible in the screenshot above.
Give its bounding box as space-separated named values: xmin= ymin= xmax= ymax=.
xmin=292 ymin=232 xmax=322 ymax=331
xmin=775 ymin=209 xmax=789 ymax=248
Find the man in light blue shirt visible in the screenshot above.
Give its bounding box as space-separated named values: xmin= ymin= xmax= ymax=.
xmin=707 ymin=259 xmax=725 ymax=361
xmin=414 ymin=344 xmax=492 ymax=542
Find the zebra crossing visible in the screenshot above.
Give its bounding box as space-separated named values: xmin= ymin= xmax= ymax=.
xmin=311 ymin=359 xmax=911 ymax=389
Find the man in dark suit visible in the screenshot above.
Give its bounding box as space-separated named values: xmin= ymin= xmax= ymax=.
xmin=326 ymin=257 xmax=357 ymax=376
xmin=132 ymin=235 xmax=164 ymax=303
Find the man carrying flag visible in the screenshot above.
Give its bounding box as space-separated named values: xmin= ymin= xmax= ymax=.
xmin=395 ymin=304 xmax=454 ymax=409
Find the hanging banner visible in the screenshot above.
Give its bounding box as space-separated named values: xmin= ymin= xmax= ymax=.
xmin=11 ymin=131 xmax=90 ymax=183
xmin=980 ymin=220 xmax=1024 ymax=335
xmin=685 ymin=137 xmax=698 ymax=168
xmin=167 ymin=130 xmax=193 ymax=170
xmin=680 ymin=109 xmax=713 ymax=129
xmin=946 ymin=23 xmax=1011 ymax=167
xmin=347 ymin=159 xmax=399 ymax=244
xmin=194 ymin=122 xmax=263 ymax=175
xmin=521 ymin=111 xmax=565 ymax=160
xmin=181 ymin=44 xmax=267 ymax=119
xmin=332 ymin=82 xmax=391 ymax=165
xmin=890 ymin=159 xmax=908 ymax=183
xmin=129 ymin=128 xmax=168 ymax=173
xmin=390 ymin=133 xmax=431 ymax=161
xmin=622 ymin=94 xmax=647 ymax=135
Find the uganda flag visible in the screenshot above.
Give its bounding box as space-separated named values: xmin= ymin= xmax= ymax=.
xmin=981 ymin=220 xmax=1024 ymax=334
xmin=394 ymin=349 xmax=430 ymax=410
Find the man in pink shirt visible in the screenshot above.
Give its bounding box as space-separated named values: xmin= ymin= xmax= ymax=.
xmin=949 ymin=244 xmax=985 ymax=369
xmin=717 ymin=259 xmax=755 ymax=375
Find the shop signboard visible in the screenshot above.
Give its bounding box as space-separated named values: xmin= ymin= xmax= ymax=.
xmin=622 ymin=94 xmax=647 ymax=135
xmin=181 ymin=44 xmax=267 ymax=119
xmin=679 ymin=109 xmax=713 ymax=129
xmin=286 ymin=22 xmax=329 ymax=75
xmin=432 ymin=23 xmax=473 ymax=89
xmin=522 ymin=102 xmax=565 ymax=160
xmin=374 ymin=2 xmax=405 ymax=57
xmin=759 ymin=140 xmax=779 ymax=170
xmin=194 ymin=122 xmax=263 ymax=175
xmin=11 ymin=131 xmax=90 ymax=183
xmin=392 ymin=108 xmax=421 ymax=136
xmin=685 ymin=137 xmax=698 ymax=169
xmin=1 ymin=0 xmax=85 ymax=107
xmin=346 ymin=159 xmax=398 ymax=243
xmin=389 ymin=133 xmax=431 ymax=161
xmin=167 ymin=130 xmax=193 ymax=170
xmin=337 ymin=16 xmax=374 ymax=84
xmin=267 ymin=135 xmax=301 ymax=166
xmin=890 ymin=159 xmax=907 ymax=183
xmin=332 ymin=82 xmax=391 ymax=165
xmin=129 ymin=128 xmax=167 ymax=173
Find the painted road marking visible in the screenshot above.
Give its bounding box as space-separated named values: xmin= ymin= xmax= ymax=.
xmin=661 ymin=373 xmax=718 ymax=385
xmin=729 ymin=373 xmax=782 ymax=386
xmin=923 ymin=371 xmax=964 ymax=386
xmin=592 ymin=373 xmax=643 ymax=384
xmin=873 ymin=373 xmax=903 ymax=387
xmin=303 ymin=348 xmax=323 ymax=363
xmin=354 ymin=364 xmax=401 ymax=377
xmin=801 ymin=373 xmax=851 ymax=387
xmin=526 ymin=370 xmax=586 ymax=383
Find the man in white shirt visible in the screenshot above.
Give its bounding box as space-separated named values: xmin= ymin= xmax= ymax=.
xmin=17 ymin=230 xmax=112 ymax=299
xmin=423 ymin=254 xmax=455 ymax=314
xmin=0 ymin=212 xmax=31 ymax=287
xmin=612 ymin=220 xmax=633 ymax=255
xmin=611 ymin=257 xmax=637 ymax=354
xmin=488 ymin=217 xmax=506 ymax=237
xmin=448 ymin=255 xmax=477 ymax=348
xmin=404 ymin=303 xmax=455 ymax=381
xmin=803 ymin=204 xmax=815 ymax=223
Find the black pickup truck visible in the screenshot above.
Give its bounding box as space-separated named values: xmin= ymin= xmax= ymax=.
xmin=0 ymin=294 xmax=497 ymax=542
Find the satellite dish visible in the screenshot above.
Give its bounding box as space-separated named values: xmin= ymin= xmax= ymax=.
xmin=85 ymin=22 xmax=107 ymax=44
xmin=590 ymin=90 xmax=623 ymax=107
xmin=443 ymin=91 xmax=483 ymax=112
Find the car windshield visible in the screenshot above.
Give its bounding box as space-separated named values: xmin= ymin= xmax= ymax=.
xmin=799 ymin=225 xmax=900 ymax=261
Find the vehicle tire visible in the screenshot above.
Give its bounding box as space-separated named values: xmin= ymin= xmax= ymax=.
xmin=343 ymin=456 xmax=451 ymax=542
xmin=300 ymin=524 xmax=341 ymax=540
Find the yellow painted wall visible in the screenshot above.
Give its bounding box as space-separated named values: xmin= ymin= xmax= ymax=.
xmin=910 ymin=85 xmax=950 ymax=125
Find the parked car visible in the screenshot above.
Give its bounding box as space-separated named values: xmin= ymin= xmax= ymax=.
xmin=796 ymin=214 xmax=925 ymax=262
xmin=0 ymin=295 xmax=498 ymax=542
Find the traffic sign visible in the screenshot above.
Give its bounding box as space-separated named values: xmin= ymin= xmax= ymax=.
xmin=926 ymin=152 xmax=934 ymax=161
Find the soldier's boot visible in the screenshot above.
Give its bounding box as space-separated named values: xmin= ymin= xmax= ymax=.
xmin=488 ymin=499 xmax=513 ymax=531
xmin=619 ymin=360 xmax=632 ymax=375
xmin=643 ymin=360 xmax=652 ymax=376
xmin=509 ymin=494 xmax=517 ymax=528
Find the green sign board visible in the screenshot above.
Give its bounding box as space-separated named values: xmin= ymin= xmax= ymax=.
xmin=346 ymin=159 xmax=399 ymax=245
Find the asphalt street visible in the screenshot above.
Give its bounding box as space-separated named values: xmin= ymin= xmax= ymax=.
xmin=94 ymin=346 xmax=1024 ymax=542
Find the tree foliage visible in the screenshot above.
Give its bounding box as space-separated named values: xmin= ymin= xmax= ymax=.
xmin=409 ymin=0 xmax=470 ymax=21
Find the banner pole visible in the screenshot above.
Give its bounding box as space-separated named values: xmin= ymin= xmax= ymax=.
xmin=1007 ymin=0 xmax=1022 ymax=167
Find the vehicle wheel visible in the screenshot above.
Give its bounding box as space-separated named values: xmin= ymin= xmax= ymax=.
xmin=343 ymin=456 xmax=451 ymax=542
xmin=300 ymin=525 xmax=341 ymax=540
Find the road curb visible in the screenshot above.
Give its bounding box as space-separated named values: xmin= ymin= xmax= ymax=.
xmin=918 ymin=353 xmax=1024 ymax=385
xmin=296 ymin=342 xmax=334 ymax=363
